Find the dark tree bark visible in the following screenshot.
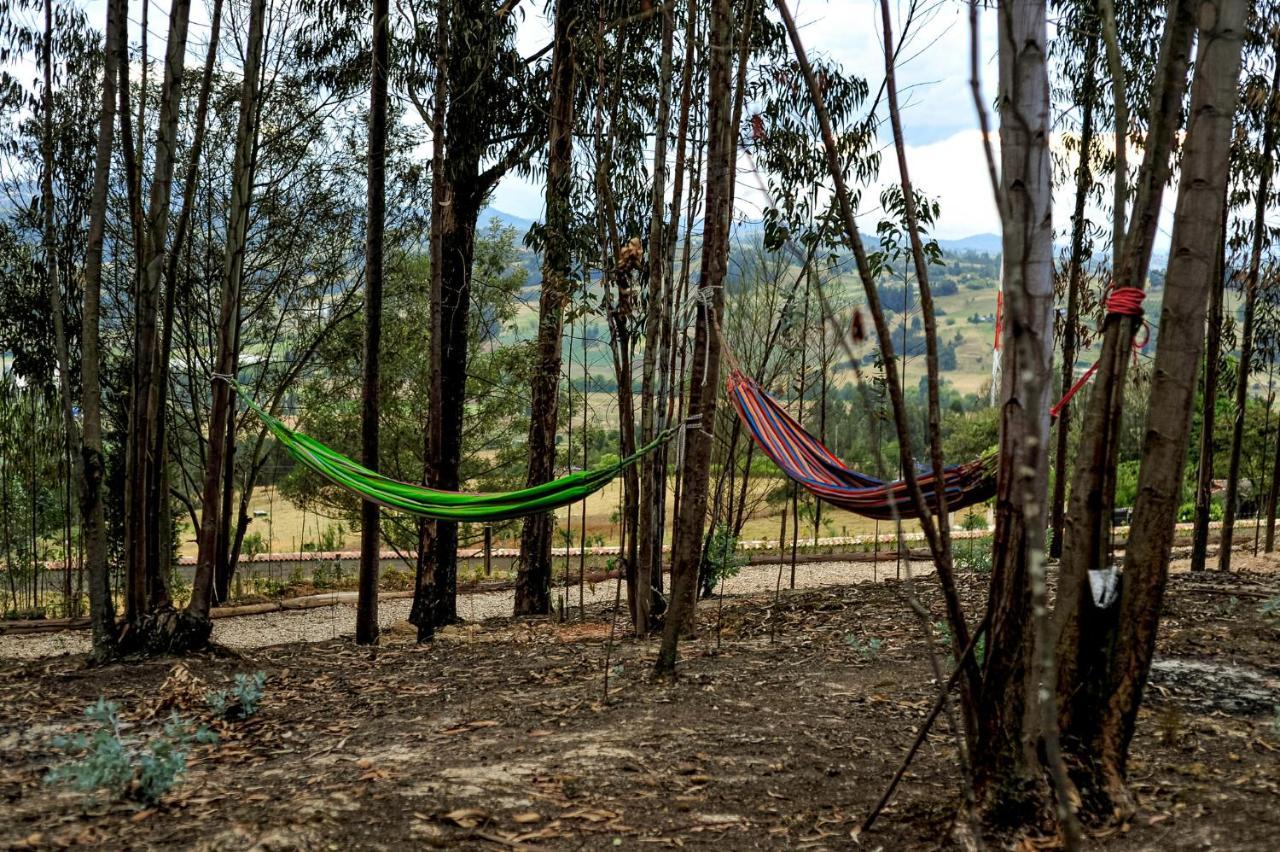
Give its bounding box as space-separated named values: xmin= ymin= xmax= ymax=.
xmin=1052 ymin=33 xmax=1100 ymax=560
xmin=1220 ymin=48 xmax=1280 ymax=571
xmin=357 ymin=0 xmax=391 ymax=645
xmin=411 ymin=0 xmax=449 ymax=643
xmin=81 ymin=0 xmax=127 ymax=658
xmin=515 ymin=0 xmax=580 ymax=617
xmin=655 ymin=0 xmax=734 ymax=674
xmin=419 ymin=0 xmax=541 ymax=631
xmin=1191 ymin=206 xmax=1229 ymax=570
xmin=189 ymin=0 xmax=267 ymax=629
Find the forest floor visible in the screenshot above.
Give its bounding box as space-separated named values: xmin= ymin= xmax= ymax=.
xmin=2 ymin=559 xmax=1279 ymax=850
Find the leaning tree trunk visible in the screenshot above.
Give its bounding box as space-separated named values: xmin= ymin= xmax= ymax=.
xmin=189 ymin=0 xmax=267 ymax=635
xmin=973 ymin=0 xmax=1058 ymax=820
xmin=80 ymin=0 xmax=127 ymax=658
xmin=1087 ymin=0 xmax=1245 ymax=814
xmin=1219 ymin=51 xmax=1280 ymax=572
xmin=1054 ymin=0 xmax=1195 ymax=781
xmin=655 ymin=0 xmax=734 ymax=675
xmin=356 ymin=0 xmax=390 ymax=645
xmin=1190 ymin=204 xmax=1229 ymax=570
xmin=1051 ymin=33 xmax=1099 ymax=560
xmin=515 ymin=0 xmax=579 ymax=617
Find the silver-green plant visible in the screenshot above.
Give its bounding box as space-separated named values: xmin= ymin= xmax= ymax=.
xmin=45 ymin=698 xmax=218 ymax=803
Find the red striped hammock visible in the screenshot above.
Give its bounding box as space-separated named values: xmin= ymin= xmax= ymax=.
xmin=726 ymin=371 xmax=997 ymax=521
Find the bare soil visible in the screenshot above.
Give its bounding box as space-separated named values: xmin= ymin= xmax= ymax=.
xmin=2 ymin=568 xmax=1278 ymax=850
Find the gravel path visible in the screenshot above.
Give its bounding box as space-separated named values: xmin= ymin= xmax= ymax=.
xmin=0 ymin=558 xmax=935 ymax=661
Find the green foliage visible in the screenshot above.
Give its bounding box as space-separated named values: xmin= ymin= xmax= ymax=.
xmin=45 ymin=699 xmax=218 ymax=804
xmin=704 ymin=524 xmax=745 ymax=588
xmin=843 ymin=634 xmax=883 ymax=661
xmin=242 ymin=531 xmax=267 ymax=559
xmin=956 ymin=535 xmax=993 ymax=574
xmin=206 ymin=672 xmax=267 ymax=720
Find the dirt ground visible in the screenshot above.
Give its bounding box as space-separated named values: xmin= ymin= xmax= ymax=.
xmin=2 ymin=567 xmax=1278 ymax=850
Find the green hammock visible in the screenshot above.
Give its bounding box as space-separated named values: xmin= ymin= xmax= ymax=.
xmin=237 ymin=386 xmax=672 ymax=522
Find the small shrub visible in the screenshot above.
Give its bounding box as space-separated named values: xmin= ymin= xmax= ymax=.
xmin=46 ymin=698 xmax=217 ymax=804
xmin=844 ymin=634 xmax=883 ymax=661
xmin=242 ymin=531 xmax=267 ymax=559
xmin=704 ymin=524 xmax=745 ymax=588
xmin=205 ymin=672 xmax=267 ymax=720
xmin=1259 ymin=596 xmax=1280 ymax=618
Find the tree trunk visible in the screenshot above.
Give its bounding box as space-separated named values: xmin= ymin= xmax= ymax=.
xmin=1051 ymin=33 xmax=1099 ymax=560
xmin=655 ymin=0 xmax=734 ymax=674
xmin=189 ymin=0 xmax=267 ymax=631
xmin=1092 ymin=0 xmax=1245 ymax=813
xmin=1054 ymin=0 xmax=1194 ymax=755
xmin=1219 ymin=50 xmax=1280 ymax=572
xmin=1054 ymin=0 xmax=1227 ymax=819
xmin=40 ymin=0 xmax=83 ymax=627
xmin=81 ymin=0 xmax=127 ymax=658
xmin=974 ymin=0 xmax=1057 ymax=819
xmin=1191 ymin=206 xmax=1229 ymax=570
xmin=411 ymin=0 xmax=448 ymax=643
xmin=123 ymin=0 xmax=192 ymax=638
xmin=636 ymin=0 xmax=676 ymax=635
xmin=515 ymin=0 xmax=579 ymax=617
xmin=356 ymin=0 xmax=390 ymax=645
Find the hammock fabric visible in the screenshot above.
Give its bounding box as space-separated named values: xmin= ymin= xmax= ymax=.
xmin=238 ymin=389 xmax=671 ymax=522
xmin=727 ymin=371 xmax=997 ymax=521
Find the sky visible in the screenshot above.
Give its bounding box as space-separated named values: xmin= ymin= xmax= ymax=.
xmin=53 ymin=1 xmax=1174 ymax=250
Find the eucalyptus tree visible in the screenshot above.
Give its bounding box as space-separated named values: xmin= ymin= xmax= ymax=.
xmin=354 ymin=0 xmax=390 ymax=645
xmin=1048 ymin=0 xmax=1103 ymax=558
xmin=515 ymin=0 xmax=583 ymax=618
xmin=188 ymin=0 xmax=269 ymax=639
xmin=1059 ymin=0 xmax=1245 ymax=816
xmin=405 ymin=0 xmax=547 ymax=633
xmin=1219 ymin=5 xmax=1280 ymax=570
xmin=1052 ymin=0 xmax=1194 ymax=788
xmin=655 ymin=0 xmax=735 ymax=673
xmin=119 ymin=0 xmax=194 ymax=646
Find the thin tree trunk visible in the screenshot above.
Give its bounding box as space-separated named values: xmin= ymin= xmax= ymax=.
xmin=189 ymin=0 xmax=267 ymax=628
xmin=1220 ymin=49 xmax=1280 ymax=572
xmin=1051 ymin=33 xmax=1099 ymax=560
xmin=515 ymin=0 xmax=579 ymax=617
xmin=655 ymin=0 xmax=734 ymax=674
xmin=412 ymin=0 xmax=448 ymax=642
xmin=80 ymin=0 xmax=126 ymax=657
xmin=636 ymin=0 xmax=675 ymax=634
xmin=41 ymin=0 xmax=83 ymax=626
xmin=356 ymin=0 xmax=390 ymax=645
xmin=1191 ymin=205 xmax=1228 ymax=571
xmin=1094 ymin=1 xmax=1245 ymax=815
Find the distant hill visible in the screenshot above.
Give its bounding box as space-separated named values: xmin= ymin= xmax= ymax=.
xmin=936 ymin=233 xmax=1003 ymax=255
xmin=480 ymin=207 xmax=536 ymax=236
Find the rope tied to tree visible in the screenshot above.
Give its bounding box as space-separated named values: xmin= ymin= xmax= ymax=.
xmin=1049 ymin=286 xmax=1148 ymax=419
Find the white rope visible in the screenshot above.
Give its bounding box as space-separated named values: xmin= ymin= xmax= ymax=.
xmin=685 ymin=285 xmax=720 ymax=388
